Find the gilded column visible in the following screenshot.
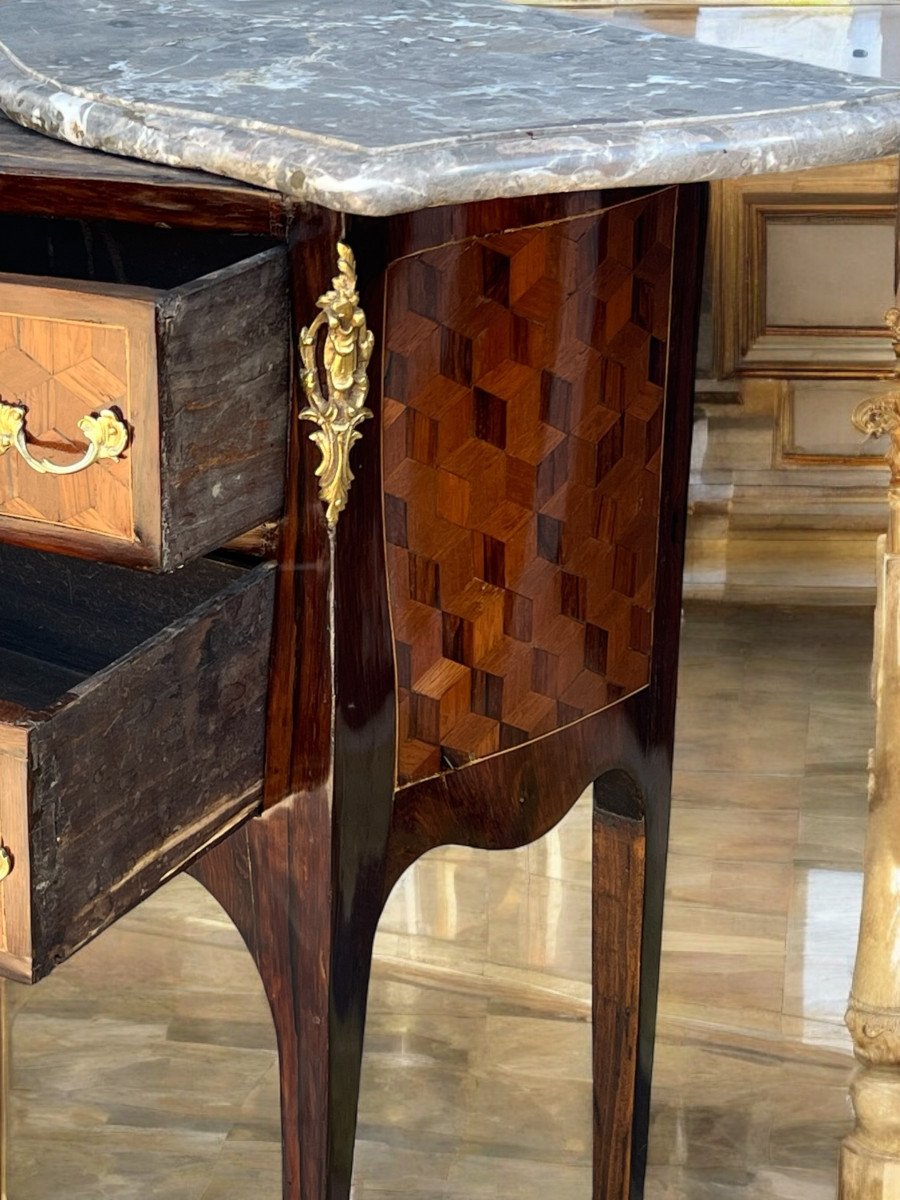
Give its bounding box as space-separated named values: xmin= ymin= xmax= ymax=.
xmin=843 ymin=349 xmax=900 ymax=1197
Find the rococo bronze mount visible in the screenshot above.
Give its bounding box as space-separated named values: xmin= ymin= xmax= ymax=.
xmin=299 ymin=242 xmax=375 ymax=527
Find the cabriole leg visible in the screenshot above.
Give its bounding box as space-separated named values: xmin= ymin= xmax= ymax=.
xmin=191 ymin=804 xmax=381 ymax=1200
xmin=592 ymin=770 xmax=647 ymax=1200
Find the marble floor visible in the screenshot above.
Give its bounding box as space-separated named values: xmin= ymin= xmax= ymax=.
xmin=0 ymin=602 xmax=874 ymax=1199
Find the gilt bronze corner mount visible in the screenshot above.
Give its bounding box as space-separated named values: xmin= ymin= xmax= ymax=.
xmin=298 ymin=242 xmax=375 ymax=528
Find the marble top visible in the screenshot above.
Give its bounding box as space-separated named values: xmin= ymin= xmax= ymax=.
xmin=1 ymin=0 xmax=900 ymax=216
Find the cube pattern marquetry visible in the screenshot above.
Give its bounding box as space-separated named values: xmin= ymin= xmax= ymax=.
xmin=384 ymin=192 xmax=676 ymax=785
xmin=0 ymin=312 xmax=133 ymax=540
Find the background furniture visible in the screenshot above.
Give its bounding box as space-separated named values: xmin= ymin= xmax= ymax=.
xmin=561 ymin=3 xmax=900 ymax=605
xmin=841 ymin=357 xmax=900 ymax=1198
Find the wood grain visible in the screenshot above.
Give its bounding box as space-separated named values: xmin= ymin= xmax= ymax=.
xmin=0 ymin=552 xmax=275 ymax=982
xmin=194 ymin=215 xmax=398 ymax=1200
xmin=187 ymin=183 xmax=705 ymax=1200
xmin=380 ymin=182 xmax=708 ymax=1200
xmin=0 ymin=542 xmax=253 ymax=673
xmin=0 ymin=723 xmax=32 ymax=982
xmin=383 ymin=191 xmax=677 ymax=783
xmin=262 ymin=209 xmax=345 ymax=804
xmin=156 ymin=246 xmax=290 ymax=569
xmin=0 ymin=114 xmax=289 ymax=234
xmin=0 ymin=246 xmax=290 ymax=570
xmin=354 ymin=186 xmax=666 ymax=262
xmin=592 ymin=777 xmax=646 ymax=1200
xmin=624 ymin=182 xmax=708 ymax=1195
xmin=0 ymin=274 xmax=158 ymax=560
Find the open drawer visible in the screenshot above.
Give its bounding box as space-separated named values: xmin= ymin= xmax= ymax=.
xmin=0 ymin=215 xmax=290 ymax=570
xmin=0 ymin=543 xmax=275 ymax=983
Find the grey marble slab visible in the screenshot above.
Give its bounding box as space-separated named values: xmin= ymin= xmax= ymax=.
xmin=0 ymin=0 xmax=900 ymax=215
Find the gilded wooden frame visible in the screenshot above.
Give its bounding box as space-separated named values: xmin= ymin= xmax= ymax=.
xmin=772 ymin=379 xmax=888 ymax=468
xmin=710 ymin=158 xmax=900 ymax=380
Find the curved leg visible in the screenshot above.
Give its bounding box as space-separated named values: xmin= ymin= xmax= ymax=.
xmin=194 ymin=219 xmax=397 ymax=1200
xmin=592 ymin=771 xmax=646 ymax=1200
xmin=191 ymin=798 xmax=385 ymax=1200
xmin=592 ymin=175 xmax=705 ymax=1200
xmin=382 ymin=181 xmax=705 ymax=1200
xmin=591 ymin=740 xmax=675 ymax=1200
xmin=194 ymin=184 xmax=706 ymax=1200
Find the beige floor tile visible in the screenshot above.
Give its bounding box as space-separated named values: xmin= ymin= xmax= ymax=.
xmin=1 ymin=602 xmax=874 ymax=1198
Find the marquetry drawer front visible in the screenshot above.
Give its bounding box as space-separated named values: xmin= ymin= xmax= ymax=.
xmin=0 ymin=247 xmax=289 ymax=570
xmin=384 ymin=190 xmax=676 ymax=784
xmin=0 ymin=544 xmax=275 ymax=983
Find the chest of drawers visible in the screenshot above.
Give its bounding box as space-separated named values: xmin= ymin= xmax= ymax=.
xmin=1 ymin=3 xmax=899 ymax=1198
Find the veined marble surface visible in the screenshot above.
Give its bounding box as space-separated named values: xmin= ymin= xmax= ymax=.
xmin=0 ymin=1 xmax=900 ymax=214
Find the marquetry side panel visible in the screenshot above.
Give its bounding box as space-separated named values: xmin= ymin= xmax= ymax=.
xmin=383 ymin=191 xmax=677 ymax=785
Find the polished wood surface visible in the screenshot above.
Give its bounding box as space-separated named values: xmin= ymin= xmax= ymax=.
xmin=193 ymin=182 xmax=705 ymax=1200
xmin=0 ymin=115 xmax=289 ymax=234
xmin=193 ymin=211 xmax=399 ymax=1200
xmin=0 ymin=276 xmax=153 ymax=551
xmin=0 ymin=110 xmax=708 ymax=1200
xmin=383 ymin=192 xmax=676 ymax=783
xmin=593 ymin=779 xmax=646 ymax=1200
xmin=0 ymin=598 xmax=875 ymax=1200
xmin=384 ymin=183 xmax=706 ymax=1195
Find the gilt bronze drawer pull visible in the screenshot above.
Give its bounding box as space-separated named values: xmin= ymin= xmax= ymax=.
xmin=0 ymin=847 xmax=11 ymax=882
xmin=0 ymin=399 xmax=129 ymax=477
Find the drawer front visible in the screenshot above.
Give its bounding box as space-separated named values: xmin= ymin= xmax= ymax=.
xmin=0 ymin=546 xmax=276 ymax=983
xmin=0 ymin=247 xmax=289 ymax=570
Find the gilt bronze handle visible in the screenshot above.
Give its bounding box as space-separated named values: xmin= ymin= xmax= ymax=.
xmin=0 ymin=399 xmax=129 ymax=476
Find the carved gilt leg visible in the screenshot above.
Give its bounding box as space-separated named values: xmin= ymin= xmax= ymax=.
xmin=841 ymin=538 xmax=900 ymax=1197
xmin=843 ymin=391 xmax=900 ymax=1197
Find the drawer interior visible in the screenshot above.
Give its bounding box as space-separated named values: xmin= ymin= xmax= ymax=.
xmin=0 ymin=540 xmax=276 ymax=984
xmin=0 ymin=647 xmax=85 ymax=710
xmin=0 ymin=213 xmax=279 ymax=288
xmin=0 ymin=542 xmax=249 ymax=708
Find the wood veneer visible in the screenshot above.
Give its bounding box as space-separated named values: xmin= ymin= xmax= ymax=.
xmin=0 ymin=244 xmax=290 ymax=570
xmin=0 ymin=114 xmax=289 ymax=233
xmin=196 ymin=182 xmax=706 ymax=1200
xmin=0 ymin=115 xmax=707 ymax=1200
xmin=383 ymin=191 xmax=676 ymax=782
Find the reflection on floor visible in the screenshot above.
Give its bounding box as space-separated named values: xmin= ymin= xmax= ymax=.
xmin=2 ymin=603 xmax=873 ymax=1199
